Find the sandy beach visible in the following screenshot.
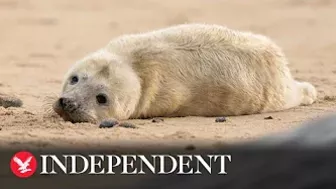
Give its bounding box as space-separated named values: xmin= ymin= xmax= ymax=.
xmin=0 ymin=0 xmax=335 ymax=149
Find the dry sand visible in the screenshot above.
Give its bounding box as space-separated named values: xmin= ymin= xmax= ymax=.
xmin=0 ymin=0 xmax=335 ymax=149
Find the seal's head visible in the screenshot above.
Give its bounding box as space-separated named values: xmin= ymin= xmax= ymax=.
xmin=53 ymin=49 xmax=141 ymax=123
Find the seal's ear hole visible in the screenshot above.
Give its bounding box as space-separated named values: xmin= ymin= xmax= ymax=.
xmin=70 ymin=75 xmax=79 ymax=85
xmin=96 ymin=94 xmax=108 ymax=105
xmin=98 ymin=65 xmax=110 ymax=77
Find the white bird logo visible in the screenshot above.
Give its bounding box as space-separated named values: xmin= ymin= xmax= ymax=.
xmin=13 ymin=156 xmax=33 ymax=173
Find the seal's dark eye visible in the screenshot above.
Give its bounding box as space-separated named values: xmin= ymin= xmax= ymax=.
xmin=70 ymin=76 xmax=79 ymax=85
xmin=96 ymin=94 xmax=108 ymax=105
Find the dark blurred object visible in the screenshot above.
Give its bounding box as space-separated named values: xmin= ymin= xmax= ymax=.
xmin=2 ymin=115 xmax=336 ymax=189
xmin=120 ymin=114 xmax=336 ymax=189
xmin=119 ymin=122 xmax=137 ymax=129
xmin=252 ymin=114 xmax=336 ymax=147
xmin=99 ymin=119 xmax=119 ymax=128
xmin=152 ymin=118 xmax=164 ymax=123
xmin=0 ymin=93 xmax=22 ymax=108
xmin=264 ymin=116 xmax=274 ymax=120
xmin=215 ymin=116 xmax=227 ymax=122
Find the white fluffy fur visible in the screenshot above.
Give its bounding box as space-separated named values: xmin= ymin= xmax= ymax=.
xmin=63 ymin=24 xmax=317 ymax=121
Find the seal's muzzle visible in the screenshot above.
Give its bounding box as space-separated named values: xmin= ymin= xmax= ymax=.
xmin=58 ymin=97 xmax=79 ymax=113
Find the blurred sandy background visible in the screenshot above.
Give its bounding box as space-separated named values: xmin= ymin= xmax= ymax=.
xmin=0 ymin=0 xmax=335 ymax=149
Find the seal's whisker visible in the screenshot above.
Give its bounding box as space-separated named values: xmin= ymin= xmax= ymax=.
xmin=42 ymin=93 xmax=59 ymax=115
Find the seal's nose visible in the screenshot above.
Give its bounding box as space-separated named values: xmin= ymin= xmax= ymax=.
xmin=58 ymin=97 xmax=78 ymax=112
xmin=58 ymin=97 xmax=66 ymax=109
